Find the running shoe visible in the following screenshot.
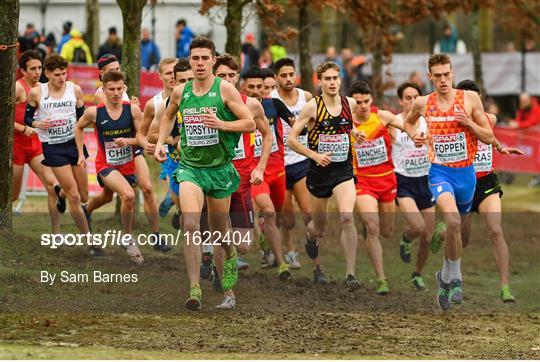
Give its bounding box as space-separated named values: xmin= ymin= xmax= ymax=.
xmin=89 ymin=246 xmax=106 ymax=258
xmin=158 ymin=192 xmax=174 ymax=217
xmin=430 ymin=222 xmax=446 ymax=254
xmin=185 ymin=284 xmax=202 ymax=311
xmin=399 ymin=235 xmax=412 ymax=263
xmin=448 ymin=279 xmax=463 ymax=304
xmin=304 ymin=235 xmax=319 ymax=259
xmin=411 ymin=275 xmax=426 ymax=291
xmin=171 ymin=209 xmax=181 ymax=230
xmin=211 ymin=265 xmax=223 ymax=293
xmin=122 ymin=237 xmax=144 ymax=264
xmin=200 ymin=252 xmax=213 ymax=279
xmin=214 ymin=296 xmax=236 ymax=310
xmin=344 ymin=274 xmax=363 ymax=291
xmin=82 ymin=205 xmax=92 ymax=233
xmin=500 ymin=285 xmax=516 ymax=303
xmin=54 ymin=185 xmax=66 ymax=214
xmin=153 ymin=232 xmax=172 ymax=252
xmin=237 ymin=256 xmax=250 ymax=270
xmin=375 ymin=278 xmax=390 ymax=295
xmin=284 ymin=251 xmax=301 ymax=269
xmin=260 ymin=250 xmax=276 ymax=269
xmin=221 ymin=249 xmax=238 ymax=291
xmin=278 ymin=263 xmax=291 ymax=281
xmin=313 ymin=266 xmax=329 ymax=284
xmin=435 ymin=271 xmax=451 ymax=310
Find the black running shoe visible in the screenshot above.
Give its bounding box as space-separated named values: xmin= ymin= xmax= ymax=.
xmin=399 ymin=235 xmax=412 ymax=263
xmin=171 ymin=210 xmax=181 ymax=230
xmin=305 ymin=235 xmax=319 ymax=259
xmin=153 ymin=232 xmax=172 ymax=252
xmin=210 ymin=265 xmax=223 ymax=293
xmin=344 ymin=274 xmax=363 ymax=291
xmin=313 ymin=266 xmax=329 ymax=284
xmin=200 ymin=252 xmax=213 ymax=279
xmin=89 ymin=246 xmax=106 ymax=258
xmin=54 ymin=185 xmax=66 ymax=214
xmin=82 ymin=205 xmax=92 ymax=233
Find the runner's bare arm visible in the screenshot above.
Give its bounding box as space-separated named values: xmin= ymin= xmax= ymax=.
xmin=155 ymin=84 xmax=184 ymax=162
xmin=485 ymin=112 xmax=524 ymax=155
xmin=304 ymin=90 xmax=313 ymax=102
xmin=404 ymin=96 xmax=427 ymax=147
xmin=137 ymin=100 xmax=154 ymax=151
xmin=218 ymin=81 xmax=255 ymax=133
xmin=14 ymin=82 xmax=28 ymax=134
xmin=120 ymin=104 xmax=142 ymax=147
xmin=248 ymin=98 xmax=271 ymax=183
xmin=379 ymin=109 xmax=405 ymax=131
xmin=74 ymin=85 xmax=85 ymax=108
xmin=75 ymin=106 xmax=96 ymax=161
xmin=148 ymin=100 xmax=175 ymax=145
xmin=25 ymin=86 xmax=49 ymax=130
xmin=456 ymin=91 xmax=494 ymax=145
xmin=289 ymin=99 xmax=316 ymax=157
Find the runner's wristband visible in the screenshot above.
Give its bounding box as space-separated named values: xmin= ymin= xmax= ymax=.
xmin=24 ymin=104 xmax=37 ymax=126
xmin=76 ymin=105 xmax=85 ymax=120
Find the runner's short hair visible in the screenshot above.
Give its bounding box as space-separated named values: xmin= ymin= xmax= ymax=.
xmin=274 ymin=58 xmax=295 ymax=73
xmin=456 ymin=79 xmax=480 ymax=94
xmin=428 ymin=53 xmax=452 ymax=72
xmin=261 ymin=67 xmax=275 ymax=79
xmin=159 ymin=57 xmax=178 ymax=74
xmin=316 ymin=61 xmax=340 ymax=80
xmin=44 ymin=54 xmax=68 ymax=72
xmin=174 ymin=58 xmax=191 ymax=74
xmin=242 ymin=66 xmax=264 ymax=80
xmin=19 ymin=49 xmax=42 ymax=70
xmin=397 ymin=82 xmax=423 ymax=99
xmin=348 ymin=81 xmax=372 ymax=96
xmin=102 ymin=70 xmax=125 ymax=85
xmin=213 ymin=53 xmax=240 ymax=73
xmin=189 ymin=36 xmax=216 ymax=56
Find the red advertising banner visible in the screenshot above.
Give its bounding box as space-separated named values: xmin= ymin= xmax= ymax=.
xmin=493 ymin=126 xmax=540 ymax=174
xmin=67 ymin=64 xmax=161 ymax=108
xmin=26 ymin=130 xmax=102 ymax=195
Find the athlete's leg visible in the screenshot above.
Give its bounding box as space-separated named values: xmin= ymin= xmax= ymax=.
xmin=29 ymin=156 xmax=61 ymax=234
xmin=281 ymin=190 xmax=296 ymax=252
xmin=379 ymin=201 xmax=395 ymax=239
xmin=12 ymin=164 xmax=24 ymax=202
xmin=357 ymin=194 xmax=385 ymax=280
xmin=86 ymin=187 xmax=114 ymax=213
xmin=333 ymin=179 xmax=358 ymax=277
xmin=99 ymin=171 xmax=136 ymax=234
xmin=398 ymin=197 xmax=426 ymax=242
xmin=71 ymin=163 xmax=89 ymax=204
xmin=417 ymin=207 xmax=435 ymax=274
xmin=254 ymin=193 xmax=285 ymax=265
xmin=437 ymin=193 xmax=462 ymax=262
xmin=179 ymin=181 xmax=205 ymax=287
xmin=460 ymin=213 xmax=472 ymax=248
xmin=51 ymin=165 xmax=90 ymax=234
xmin=479 ymin=194 xmax=509 ymax=286
xmin=135 ymin=156 xmax=159 ymax=233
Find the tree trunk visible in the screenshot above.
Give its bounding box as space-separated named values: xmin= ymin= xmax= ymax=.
xmin=471 ymin=4 xmax=484 ymax=95
xmin=86 ymin=0 xmax=100 ymax=58
xmin=371 ymin=35 xmax=383 ymax=104
xmin=0 ymin=0 xmax=19 ymax=231
xmin=298 ymin=0 xmax=313 ymax=93
xmin=116 ymin=0 xmax=146 ymax=98
xmin=224 ymin=0 xmax=244 ymax=59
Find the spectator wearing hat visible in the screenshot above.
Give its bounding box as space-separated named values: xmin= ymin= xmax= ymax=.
xmin=97 ymin=27 xmax=122 ymax=62
xmin=60 ymin=28 xmax=93 ymax=64
xmin=57 ymin=21 xmax=72 ymax=53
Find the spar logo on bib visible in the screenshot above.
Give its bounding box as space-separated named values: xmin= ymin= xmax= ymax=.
xmin=354 ymin=136 xmax=388 ymax=168
xmin=318 ymin=134 xmax=349 ymax=162
xmin=47 ymin=118 xmax=75 ymax=145
xmin=183 ymin=107 xmax=220 ymax=147
xmin=433 ymin=132 xmax=467 ymax=163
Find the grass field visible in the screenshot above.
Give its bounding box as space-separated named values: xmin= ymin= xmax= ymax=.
xmin=1 ymin=173 xmax=539 ymax=359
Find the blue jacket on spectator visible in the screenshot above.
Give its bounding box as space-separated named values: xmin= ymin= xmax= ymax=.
xmin=141 ymin=39 xmax=161 ymax=70
xmin=176 ymin=26 xmax=194 ymax=58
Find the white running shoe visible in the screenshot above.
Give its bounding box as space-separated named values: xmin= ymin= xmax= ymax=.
xmin=122 ymin=236 xmax=144 ymax=264
xmin=214 ymin=296 xmax=236 ymax=310
xmin=284 ymin=251 xmax=301 ymax=269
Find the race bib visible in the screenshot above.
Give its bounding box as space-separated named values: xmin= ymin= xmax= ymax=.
xmin=254 ymin=124 xmax=278 ymax=158
xmin=474 ymin=141 xmax=492 ymax=173
xmin=46 ymin=118 xmax=75 ymax=145
xmin=433 ymin=132 xmax=468 ymax=163
xmin=318 ymin=134 xmax=349 ymax=162
xmin=183 ymin=114 xmax=219 ymax=147
xmin=354 ymin=136 xmax=388 ymax=167
xmin=282 ymin=122 xmax=308 ymax=153
xmin=403 ymin=148 xmax=429 ymax=176
xmin=233 ymin=135 xmax=246 ymax=160
xmin=105 ymin=141 xmax=133 ymax=166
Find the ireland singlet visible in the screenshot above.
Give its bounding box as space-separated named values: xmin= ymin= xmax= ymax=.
xmin=178 ymin=77 xmax=239 ymax=168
